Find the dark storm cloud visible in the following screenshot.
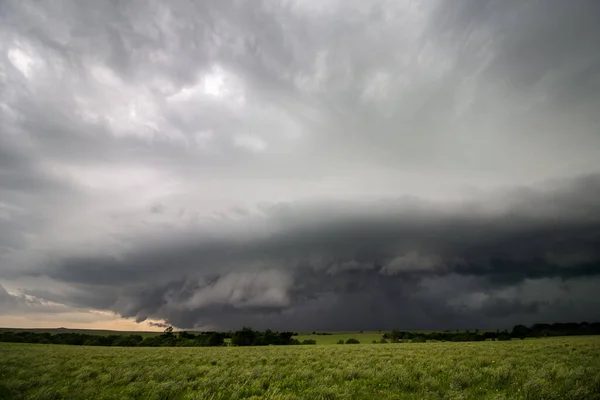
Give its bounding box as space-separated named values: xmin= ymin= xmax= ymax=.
xmin=15 ymin=174 xmax=600 ymax=330
xmin=148 ymin=321 xmax=170 ymax=329
xmin=1 ymin=0 xmax=600 ymax=330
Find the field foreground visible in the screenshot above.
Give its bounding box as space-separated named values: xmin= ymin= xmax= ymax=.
xmin=1 ymin=336 xmax=600 ymax=400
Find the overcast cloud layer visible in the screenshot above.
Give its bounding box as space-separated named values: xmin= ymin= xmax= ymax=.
xmin=1 ymin=0 xmax=600 ymax=331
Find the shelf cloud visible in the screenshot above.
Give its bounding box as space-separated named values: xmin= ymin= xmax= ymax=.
xmin=1 ymin=0 xmax=599 ymax=330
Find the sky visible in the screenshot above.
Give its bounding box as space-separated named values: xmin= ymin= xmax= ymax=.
xmin=1 ymin=0 xmax=600 ymax=332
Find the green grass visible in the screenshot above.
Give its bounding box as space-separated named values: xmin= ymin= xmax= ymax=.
xmin=1 ymin=336 xmax=600 ymax=399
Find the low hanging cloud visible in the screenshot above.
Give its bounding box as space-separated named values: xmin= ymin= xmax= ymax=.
xmin=184 ymin=270 xmax=293 ymax=310
xmin=0 ymin=284 xmax=78 ymax=316
xmin=1 ymin=0 xmax=600 ymax=330
xmin=380 ymin=252 xmax=449 ymax=275
xmin=6 ymin=174 xmax=599 ymax=330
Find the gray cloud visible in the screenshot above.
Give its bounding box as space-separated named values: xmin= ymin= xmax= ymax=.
xmin=9 ymin=174 xmax=600 ymax=330
xmin=1 ymin=0 xmax=599 ymax=330
xmin=0 ymin=284 xmax=79 ymax=316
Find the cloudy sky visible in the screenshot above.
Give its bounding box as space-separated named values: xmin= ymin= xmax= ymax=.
xmin=1 ymin=0 xmax=600 ymax=332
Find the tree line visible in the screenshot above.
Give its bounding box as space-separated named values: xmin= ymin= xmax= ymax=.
xmin=0 ymin=326 xmax=315 ymax=347
xmin=1 ymin=321 xmax=598 ymax=347
xmin=379 ymin=321 xmax=600 ymax=343
xmin=381 ymin=329 xmax=509 ymax=343
xmin=509 ymin=322 xmax=600 ymax=339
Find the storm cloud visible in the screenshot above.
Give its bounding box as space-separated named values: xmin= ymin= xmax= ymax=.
xmin=1 ymin=0 xmax=600 ymax=330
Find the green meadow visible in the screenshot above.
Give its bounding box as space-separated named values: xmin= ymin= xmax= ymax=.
xmin=2 ymin=336 xmax=600 ymax=399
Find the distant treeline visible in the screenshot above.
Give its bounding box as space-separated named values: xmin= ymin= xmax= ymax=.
xmin=0 ymin=327 xmax=315 ymax=347
xmin=382 ymin=330 xmax=508 ymax=343
xmin=380 ymin=322 xmax=600 ymax=343
xmin=510 ymin=322 xmax=600 ymax=339
xmin=2 ymin=322 xmax=598 ymax=347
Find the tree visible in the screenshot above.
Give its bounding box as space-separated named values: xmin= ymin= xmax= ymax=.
xmin=113 ymin=335 xmax=143 ymax=347
xmin=207 ymin=333 xmax=225 ymax=347
xmin=178 ymin=331 xmax=195 ymax=340
xmin=389 ymin=330 xmax=401 ymax=343
xmin=231 ymin=327 xmax=256 ymax=346
xmin=511 ymin=325 xmax=530 ymax=339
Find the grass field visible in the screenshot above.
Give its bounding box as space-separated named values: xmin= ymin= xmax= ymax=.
xmin=1 ymin=336 xmax=599 ymax=400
